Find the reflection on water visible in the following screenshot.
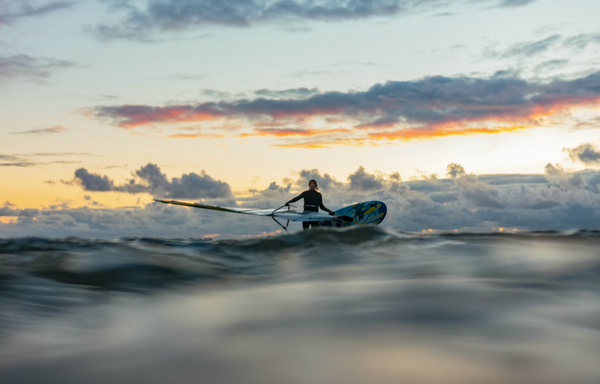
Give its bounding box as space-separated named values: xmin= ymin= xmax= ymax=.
xmin=1 ymin=227 xmax=600 ymax=384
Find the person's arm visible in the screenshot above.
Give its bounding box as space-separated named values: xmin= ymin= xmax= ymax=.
xmin=319 ymin=194 xmax=335 ymax=215
xmin=286 ymin=191 xmax=305 ymax=205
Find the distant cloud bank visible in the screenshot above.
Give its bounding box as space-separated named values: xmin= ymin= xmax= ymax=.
xmin=4 ymin=152 xmax=600 ymax=237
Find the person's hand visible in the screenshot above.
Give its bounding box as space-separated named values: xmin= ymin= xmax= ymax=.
xmin=328 ymin=210 xmax=335 ymax=216
xmin=284 ymin=202 xmax=290 ymax=206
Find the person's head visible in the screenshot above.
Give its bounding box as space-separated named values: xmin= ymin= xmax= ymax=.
xmin=308 ymin=179 xmax=319 ymax=191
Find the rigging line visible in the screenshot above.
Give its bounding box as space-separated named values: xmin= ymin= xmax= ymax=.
xmin=271 ymin=216 xmax=289 ymax=233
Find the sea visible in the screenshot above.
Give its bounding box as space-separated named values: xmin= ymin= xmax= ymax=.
xmin=1 ymin=226 xmax=599 ymax=384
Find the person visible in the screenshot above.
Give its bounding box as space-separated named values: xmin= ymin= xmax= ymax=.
xmin=285 ymin=179 xmax=335 ymax=230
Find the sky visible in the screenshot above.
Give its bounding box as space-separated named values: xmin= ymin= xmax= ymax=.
xmin=1 ymin=0 xmax=600 ymax=238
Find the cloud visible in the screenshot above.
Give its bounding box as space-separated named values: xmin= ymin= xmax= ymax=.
xmin=27 ymin=152 xmax=95 ymax=157
xmin=135 ymin=163 xmax=233 ymax=198
xmin=287 ymin=69 xmax=340 ymax=78
xmin=0 ymin=154 xmax=19 ymax=161
xmin=544 ymin=163 xmax=586 ymax=190
xmin=348 ymin=166 xmax=385 ymax=192
xmin=564 ymin=143 xmax=600 ymax=166
xmin=165 ymin=74 xmax=208 ymax=81
xmin=1 ymin=161 xmax=79 ymax=167
xmin=93 ymin=0 xmax=538 ymax=41
xmin=409 ymin=169 xmax=438 ymax=181
xmin=254 ymin=88 xmax=320 ymax=99
xmin=295 ymin=169 xmax=343 ymax=191
xmin=74 ymin=168 xmax=116 ymax=191
xmin=0 ymin=152 xmax=89 ymax=167
xmin=10 ymin=126 xmax=68 ymax=135
xmin=0 ymin=0 xmax=74 ymax=24
xmin=573 ymin=117 xmax=600 ymax=130
xmin=487 ymin=34 xmax=561 ymax=59
xmin=455 ymin=173 xmax=505 ymax=209
xmin=445 ymin=163 xmax=466 ymax=179
xmin=563 ymin=33 xmax=600 ymax=51
xmin=0 ymin=54 xmax=76 ymax=82
xmin=0 ymin=202 xmax=38 ymax=217
xmin=485 ymin=32 xmax=600 ymax=61
xmin=533 ymin=59 xmax=569 ymax=73
xmin=202 ymin=89 xmax=231 ymax=99
xmin=6 ymin=161 xmax=600 ymax=237
xmin=0 ymin=154 xmax=38 ymax=167
xmin=239 ymin=128 xmax=350 ymax=138
xmin=0 ymin=162 xmax=39 ymax=167
xmin=496 ymin=0 xmax=536 ymax=7
xmin=92 ymin=70 xmax=600 ymax=147
xmin=71 ymin=163 xmax=234 ymax=199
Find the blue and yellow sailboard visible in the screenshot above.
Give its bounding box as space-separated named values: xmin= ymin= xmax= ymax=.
xmin=320 ymin=201 xmax=387 ymax=228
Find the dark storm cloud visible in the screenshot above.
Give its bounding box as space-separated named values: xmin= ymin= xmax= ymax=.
xmin=93 ymin=0 xmax=536 ymax=41
xmin=10 ymin=126 xmax=67 ymax=135
xmin=0 ymin=0 xmax=74 ymax=24
xmin=0 ymin=54 xmax=76 ymax=81
xmin=93 ymin=70 xmax=600 ymax=143
xmin=72 ymin=163 xmax=234 ymax=199
xmin=564 ymin=143 xmax=600 ymax=166
xmin=254 ymin=88 xmax=320 ymax=99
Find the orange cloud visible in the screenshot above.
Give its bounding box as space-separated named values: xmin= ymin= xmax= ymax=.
xmin=238 ymin=128 xmax=351 ymax=138
xmin=165 ymin=133 xmax=225 ymax=139
xmin=273 ymin=137 xmax=370 ymax=149
xmin=92 ymin=71 xmax=600 ymax=146
xmin=121 ymin=109 xmax=219 ymax=128
xmin=369 ymin=124 xmax=531 ymax=140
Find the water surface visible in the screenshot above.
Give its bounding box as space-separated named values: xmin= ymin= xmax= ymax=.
xmin=1 ymin=227 xmax=599 ymax=384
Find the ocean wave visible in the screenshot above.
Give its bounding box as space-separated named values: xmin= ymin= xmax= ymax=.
xmin=1 ymin=227 xmax=600 ymax=384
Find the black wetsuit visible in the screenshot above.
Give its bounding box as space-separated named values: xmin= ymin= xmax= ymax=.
xmin=287 ymin=190 xmax=331 ymax=230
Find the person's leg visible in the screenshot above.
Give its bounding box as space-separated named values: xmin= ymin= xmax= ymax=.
xmin=303 ymin=221 xmax=310 ymax=231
